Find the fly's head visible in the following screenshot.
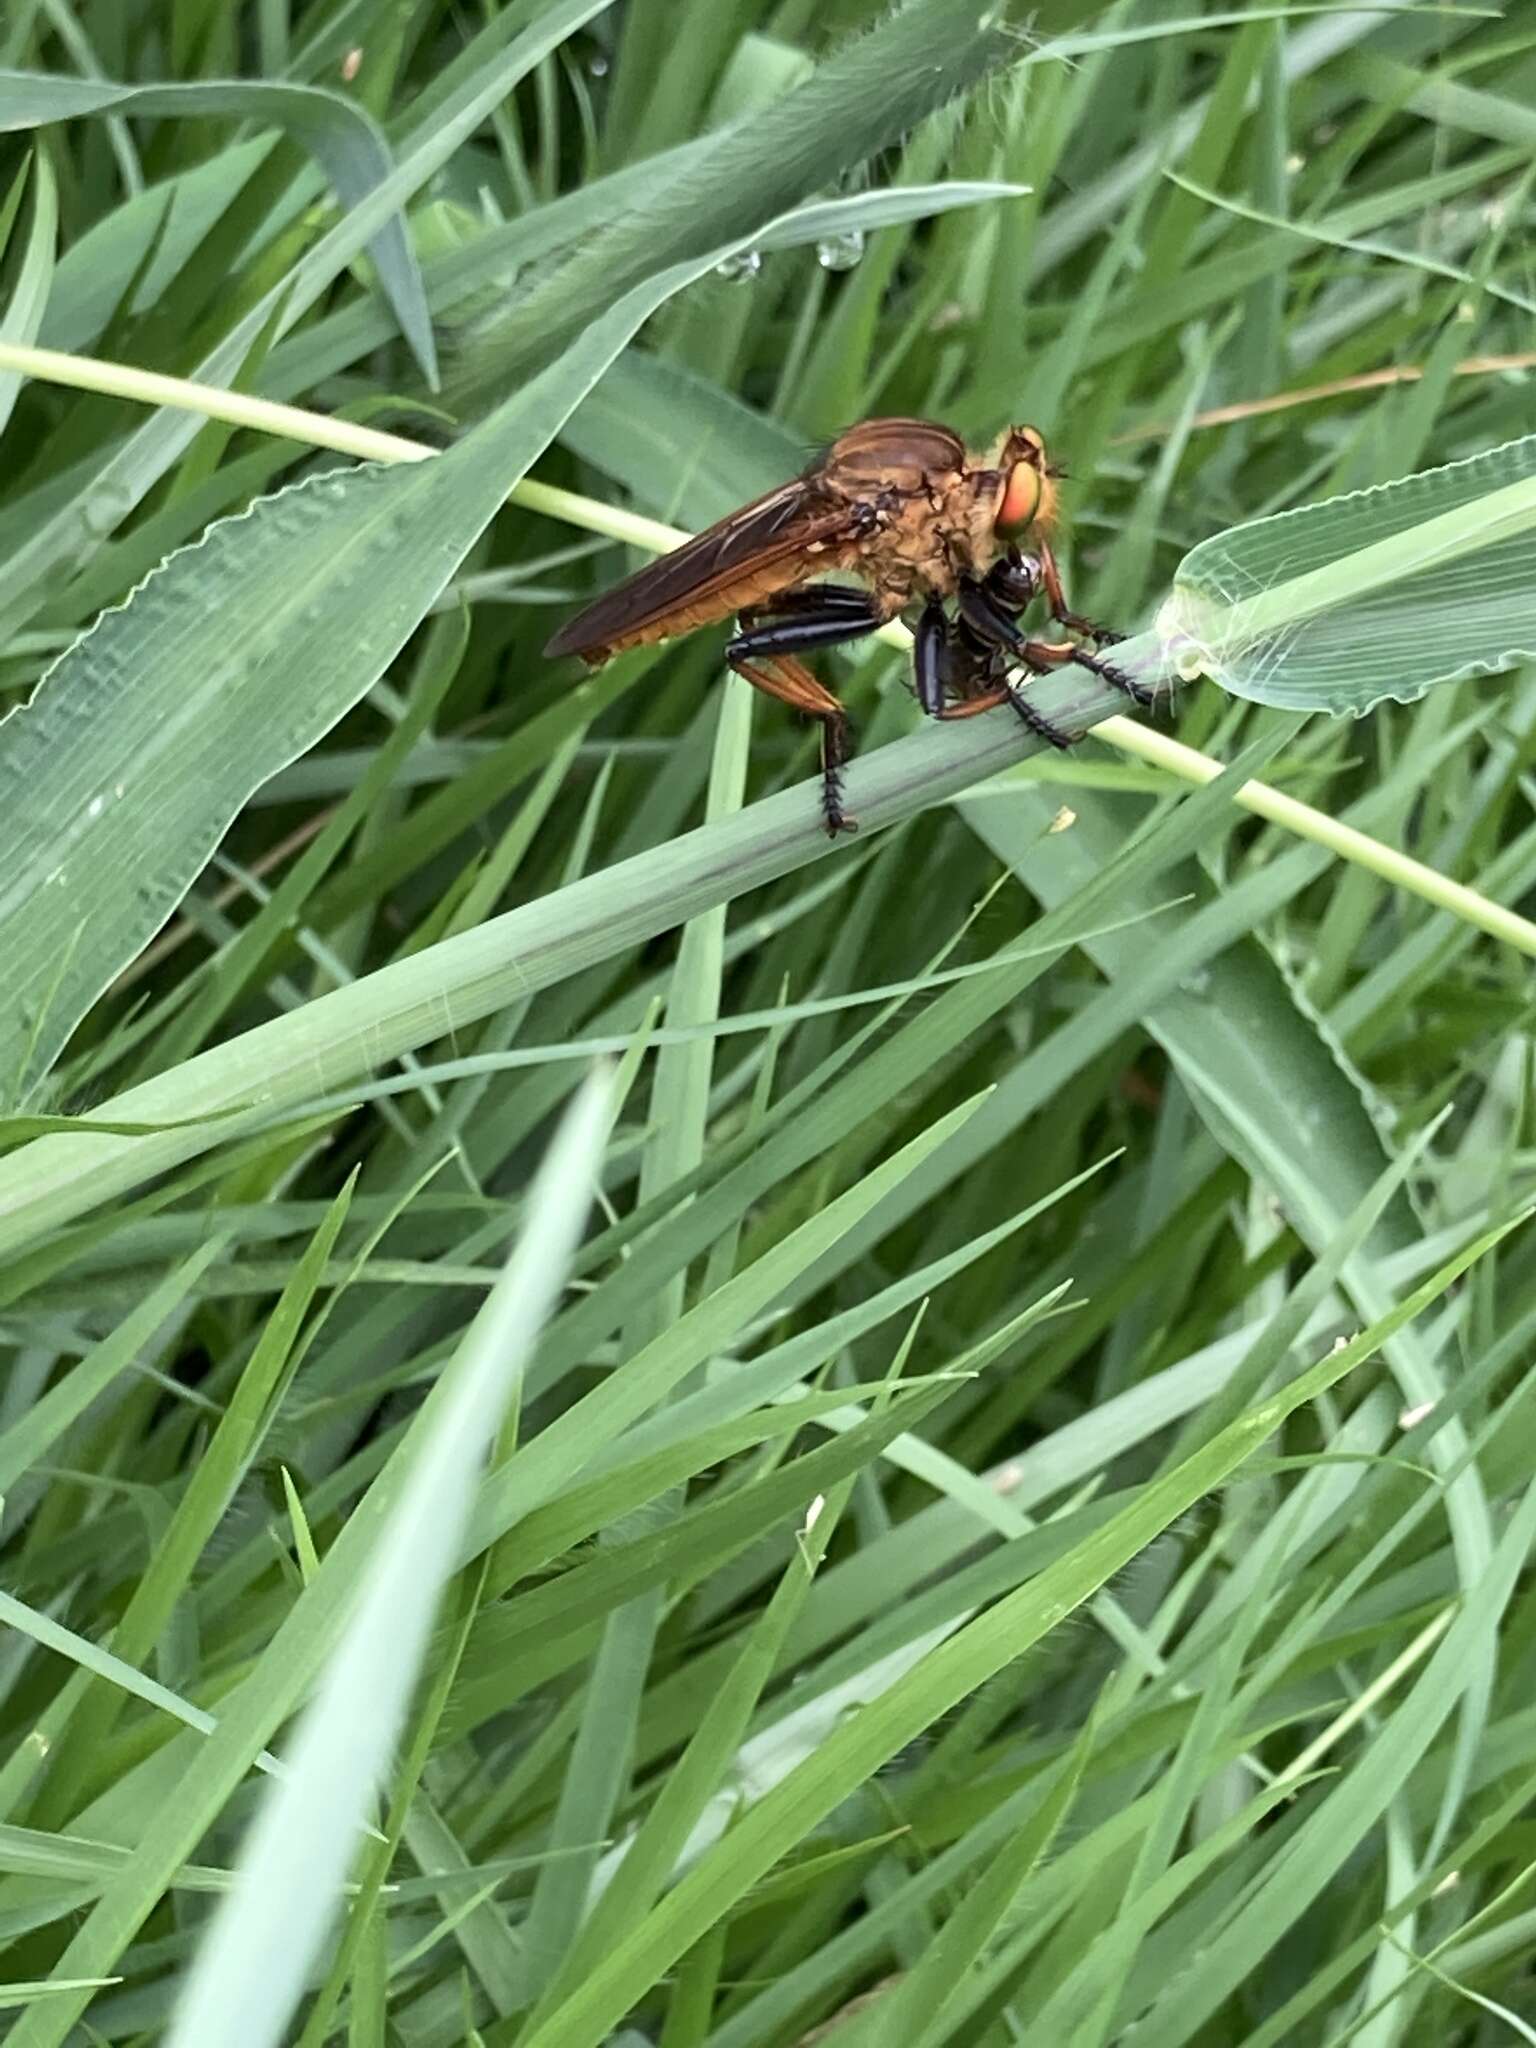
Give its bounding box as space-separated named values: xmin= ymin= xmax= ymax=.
xmin=987 ymin=424 xmax=1061 ymax=553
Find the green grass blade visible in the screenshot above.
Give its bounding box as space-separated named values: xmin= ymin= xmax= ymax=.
xmin=513 ymin=1218 xmax=1517 ymax=2048
xmin=0 ymin=67 xmax=434 ymax=381
xmin=149 ymin=1072 xmax=609 ymax=2048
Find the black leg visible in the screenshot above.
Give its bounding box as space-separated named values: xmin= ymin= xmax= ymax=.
xmin=997 ymin=676 xmax=1077 ymax=750
xmin=948 ymin=581 xmax=1078 ymax=748
xmin=741 ymin=583 xmax=876 ymax=622
xmin=728 ymin=594 xmax=882 ymax=663
xmin=1056 ymin=607 xmax=1125 ymax=647
xmin=726 ymin=648 xmax=858 ymax=838
xmin=963 ymin=576 xmax=1155 ymax=714
xmin=725 ymin=597 xmax=879 ymax=837
xmin=1068 ymin=646 xmax=1158 ymax=709
xmin=914 ymin=598 xmax=949 ymax=715
xmin=819 ymin=710 xmax=853 ymax=836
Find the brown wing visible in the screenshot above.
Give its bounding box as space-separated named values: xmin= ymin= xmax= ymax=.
xmin=544 ymin=475 xmax=856 ymax=661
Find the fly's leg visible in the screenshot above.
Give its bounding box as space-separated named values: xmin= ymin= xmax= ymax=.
xmin=960 ymin=577 xmax=1156 ymax=715
xmin=738 ymin=584 xmax=875 ymax=624
xmin=1038 ymin=539 xmax=1126 ymax=648
xmin=729 ymin=653 xmax=854 ymax=837
xmin=987 ymin=674 xmax=1077 ymax=751
xmin=935 ymin=687 xmax=1012 ymax=720
xmin=913 ymin=598 xmax=950 ymax=715
xmin=1020 ymin=634 xmax=1160 ymax=712
xmin=915 ymin=598 xmax=1043 ymax=734
xmin=934 ymin=675 xmax=1074 ymax=753
xmin=727 ymin=593 xmax=883 ymax=836
xmin=731 ymin=589 xmax=883 ymax=656
xmin=1064 ymin=644 xmax=1157 ymax=708
xmin=727 ymin=647 xmax=857 ymax=837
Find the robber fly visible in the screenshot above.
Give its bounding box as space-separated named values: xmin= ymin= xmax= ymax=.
xmin=544 ymin=417 xmax=1151 ymax=836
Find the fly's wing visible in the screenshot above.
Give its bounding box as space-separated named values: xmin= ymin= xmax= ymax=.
xmin=544 ymin=474 xmax=855 ymax=660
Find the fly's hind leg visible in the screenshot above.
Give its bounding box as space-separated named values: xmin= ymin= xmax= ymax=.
xmin=727 ymin=649 xmax=856 ymax=838
xmin=727 ymin=595 xmax=883 ymax=837
xmin=738 ymin=584 xmax=876 ymax=629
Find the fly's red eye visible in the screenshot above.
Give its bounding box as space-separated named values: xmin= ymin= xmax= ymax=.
xmin=996 ymin=461 xmax=1040 ymax=537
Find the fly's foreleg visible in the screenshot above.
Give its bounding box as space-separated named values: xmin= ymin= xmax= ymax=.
xmin=1037 ymin=539 xmax=1126 ymax=648
xmin=961 ymin=576 xmax=1156 ymax=716
xmin=1018 ymin=633 xmax=1160 ymax=712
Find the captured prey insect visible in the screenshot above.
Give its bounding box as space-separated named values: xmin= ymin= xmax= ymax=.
xmin=543 ymin=417 xmax=1153 ymax=836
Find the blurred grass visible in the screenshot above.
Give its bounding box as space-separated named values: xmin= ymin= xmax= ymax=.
xmin=2 ymin=2 xmax=1536 ymax=2045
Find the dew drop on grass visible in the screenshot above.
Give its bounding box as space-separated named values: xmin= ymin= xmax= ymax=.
xmin=715 ymin=249 xmax=762 ymax=282
xmin=816 ymin=229 xmax=865 ymax=272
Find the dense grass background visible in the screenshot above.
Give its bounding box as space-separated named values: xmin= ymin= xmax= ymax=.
xmin=2 ymin=1 xmax=1536 ymax=2042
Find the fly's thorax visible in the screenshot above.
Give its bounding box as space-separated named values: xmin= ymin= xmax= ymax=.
xmin=821 ymin=418 xmax=967 ymax=499
xmin=859 ymin=480 xmax=975 ymax=605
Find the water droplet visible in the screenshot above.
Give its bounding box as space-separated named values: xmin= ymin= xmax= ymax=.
xmin=715 ymin=249 xmax=762 ymax=283
xmin=588 ymin=51 xmax=609 ymax=75
xmin=816 ymin=229 xmax=865 ymax=272
xmin=87 ymin=795 xmax=105 ymax=821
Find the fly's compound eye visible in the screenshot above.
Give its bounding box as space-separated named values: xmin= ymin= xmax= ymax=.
xmin=996 ymin=460 xmax=1042 ymax=538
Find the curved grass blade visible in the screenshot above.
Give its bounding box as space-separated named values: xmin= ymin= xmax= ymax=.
xmin=0 ymin=151 xmax=54 ymax=438
xmin=0 ymin=230 xmax=806 ymax=1111
xmin=8 ymin=1075 xmax=608 ymax=2048
xmin=0 ymin=650 xmax=1144 ymax=1257
xmin=0 ymin=70 xmax=434 ymax=384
